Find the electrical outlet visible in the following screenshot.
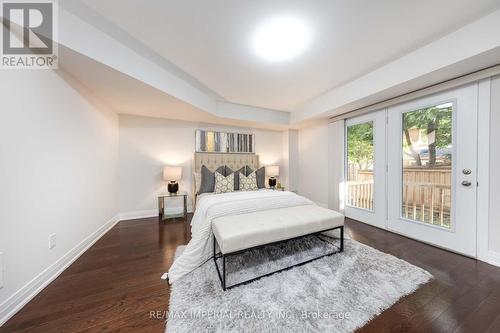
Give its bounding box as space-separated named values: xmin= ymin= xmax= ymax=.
xmin=0 ymin=252 xmax=4 ymax=289
xmin=49 ymin=233 xmax=56 ymax=249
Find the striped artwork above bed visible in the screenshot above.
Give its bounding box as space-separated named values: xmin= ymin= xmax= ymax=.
xmin=195 ymin=130 xmax=255 ymax=153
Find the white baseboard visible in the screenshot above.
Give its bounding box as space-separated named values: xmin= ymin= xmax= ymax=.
xmin=0 ymin=214 xmax=120 ymax=326
xmin=119 ymin=207 xmax=194 ymax=221
xmin=488 ymin=250 xmax=500 ymax=268
xmin=119 ymin=209 xmax=158 ymax=221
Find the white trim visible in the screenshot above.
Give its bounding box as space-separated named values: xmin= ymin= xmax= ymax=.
xmin=328 ymin=64 xmax=500 ymax=123
xmin=488 ymin=251 xmax=500 ymax=268
xmin=328 ymin=120 xmax=345 ymax=212
xmin=119 ymin=209 xmax=158 ymax=221
xmin=476 ymin=79 xmax=491 ymax=263
xmin=0 ymin=214 xmax=120 ymax=326
xmin=119 ymin=206 xmax=194 ymax=221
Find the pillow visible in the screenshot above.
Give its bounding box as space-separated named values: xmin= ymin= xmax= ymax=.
xmin=193 ymin=172 xmax=201 ymax=194
xmin=239 ymin=172 xmax=258 ymax=191
xmin=199 ymin=165 xmax=225 ymax=194
xmin=227 ymin=166 xmax=246 ymax=190
xmin=214 ymin=171 xmax=235 ymax=194
xmin=245 ymin=166 xmax=266 ymax=189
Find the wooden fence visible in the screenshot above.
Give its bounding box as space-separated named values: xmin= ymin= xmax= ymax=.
xmin=346 ymin=166 xmax=451 ymax=227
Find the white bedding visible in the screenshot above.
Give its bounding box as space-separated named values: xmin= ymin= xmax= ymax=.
xmin=167 ymin=190 xmax=314 ymax=283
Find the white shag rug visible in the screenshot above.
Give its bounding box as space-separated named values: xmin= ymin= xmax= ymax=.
xmin=166 ymin=235 xmax=431 ymax=333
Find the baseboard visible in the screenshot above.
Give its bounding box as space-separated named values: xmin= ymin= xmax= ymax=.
xmin=119 ymin=209 xmax=158 ymax=221
xmin=0 ymin=214 xmax=120 ymax=326
xmin=488 ymin=250 xmax=500 ymax=268
xmin=119 ymin=207 xmax=194 ymax=221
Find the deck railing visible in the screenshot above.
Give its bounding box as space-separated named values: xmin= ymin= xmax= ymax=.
xmin=402 ymin=183 xmax=451 ymax=227
xmin=346 ymin=181 xmax=374 ymax=210
xmin=346 ymin=180 xmax=451 ymax=228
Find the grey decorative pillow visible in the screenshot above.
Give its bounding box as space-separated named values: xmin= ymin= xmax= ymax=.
xmin=199 ymin=165 xmax=225 ymax=194
xmin=245 ymin=166 xmax=265 ymax=188
xmin=239 ymin=172 xmax=258 ymax=191
xmin=214 ymin=171 xmax=235 ymax=194
xmin=228 ymin=166 xmax=246 ymax=190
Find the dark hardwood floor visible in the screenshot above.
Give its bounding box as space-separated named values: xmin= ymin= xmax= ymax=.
xmin=2 ymin=216 xmax=500 ymax=333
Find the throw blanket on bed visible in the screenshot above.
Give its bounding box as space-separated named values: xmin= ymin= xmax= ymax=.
xmin=167 ymin=190 xmax=314 ymax=283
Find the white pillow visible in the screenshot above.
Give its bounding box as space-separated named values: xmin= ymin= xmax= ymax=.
xmin=239 ymin=172 xmax=258 ymax=191
xmin=214 ymin=171 xmax=235 ymax=194
xmin=193 ymin=172 xmax=201 ymax=194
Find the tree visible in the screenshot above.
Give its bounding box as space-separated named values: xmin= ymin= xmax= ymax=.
xmin=403 ymin=105 xmax=452 ymax=167
xmin=347 ymin=122 xmax=374 ymax=171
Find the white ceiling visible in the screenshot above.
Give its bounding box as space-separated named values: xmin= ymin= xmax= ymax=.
xmin=58 ymin=46 xmax=291 ymax=131
xmin=78 ymin=0 xmax=500 ymax=112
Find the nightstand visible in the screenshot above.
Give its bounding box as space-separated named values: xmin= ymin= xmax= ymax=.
xmin=267 ymin=187 xmax=285 ymax=191
xmin=158 ymin=191 xmax=188 ymax=222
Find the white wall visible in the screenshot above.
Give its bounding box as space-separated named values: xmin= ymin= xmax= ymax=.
xmin=0 ymin=69 xmax=119 ymax=324
xmin=281 ymin=130 xmax=299 ymax=192
xmin=118 ymin=115 xmax=285 ymax=218
xmin=489 ymin=76 xmax=500 ymax=254
xmin=297 ymin=121 xmax=330 ymax=207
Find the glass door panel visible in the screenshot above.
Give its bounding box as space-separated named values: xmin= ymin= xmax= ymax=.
xmin=387 ymin=84 xmax=478 ymax=257
xmin=401 ymin=103 xmax=453 ymax=228
xmin=346 ymin=121 xmax=374 ymax=211
xmin=344 ymin=110 xmax=386 ymax=229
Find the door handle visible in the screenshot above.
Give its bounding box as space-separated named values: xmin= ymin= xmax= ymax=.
xmin=461 ymin=180 xmax=472 ymax=187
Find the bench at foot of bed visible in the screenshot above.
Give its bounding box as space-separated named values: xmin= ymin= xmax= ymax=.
xmin=212 ymin=205 xmax=345 ymax=290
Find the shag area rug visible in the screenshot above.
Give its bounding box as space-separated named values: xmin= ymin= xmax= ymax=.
xmin=166 ymin=236 xmax=431 ymax=333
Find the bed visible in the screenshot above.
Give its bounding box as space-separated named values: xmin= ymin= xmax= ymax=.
xmin=167 ymin=153 xmax=344 ymax=288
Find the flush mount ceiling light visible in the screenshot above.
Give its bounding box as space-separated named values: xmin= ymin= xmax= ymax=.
xmin=251 ymin=17 xmax=312 ymax=62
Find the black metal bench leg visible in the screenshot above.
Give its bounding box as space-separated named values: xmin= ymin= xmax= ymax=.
xmin=222 ymin=254 xmax=226 ymax=291
xmin=213 ymin=234 xmax=216 ymax=260
xmin=340 ymin=226 xmax=344 ymax=252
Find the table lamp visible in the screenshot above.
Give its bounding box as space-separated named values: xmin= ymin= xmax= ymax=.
xmin=163 ymin=166 xmax=182 ymax=194
xmin=266 ymin=165 xmax=279 ymax=189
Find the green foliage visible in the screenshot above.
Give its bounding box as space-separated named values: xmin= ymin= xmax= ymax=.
xmin=347 ymin=105 xmax=452 ymax=170
xmin=403 ymin=106 xmax=452 ymax=148
xmin=347 ymin=122 xmax=373 ymax=170
xmin=403 ymin=105 xmax=452 ymax=166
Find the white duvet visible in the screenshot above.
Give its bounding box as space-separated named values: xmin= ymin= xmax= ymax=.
xmin=167 ymin=190 xmax=314 ymax=283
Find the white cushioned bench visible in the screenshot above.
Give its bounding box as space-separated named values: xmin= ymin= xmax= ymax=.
xmin=212 ymin=205 xmax=345 ymax=290
xmin=213 ymin=205 xmax=344 ymax=254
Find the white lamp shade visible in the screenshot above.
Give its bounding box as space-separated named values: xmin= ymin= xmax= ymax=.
xmin=266 ymin=165 xmax=279 ymax=177
xmin=163 ymin=166 xmax=182 ymax=181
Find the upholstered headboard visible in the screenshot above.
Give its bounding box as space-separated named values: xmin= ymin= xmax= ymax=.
xmin=193 ymin=153 xmax=259 ymax=173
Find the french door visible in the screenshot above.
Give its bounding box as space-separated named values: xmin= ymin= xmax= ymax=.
xmin=387 ymin=85 xmax=478 ymax=257
xmin=344 ymin=110 xmax=386 ymax=229
xmin=344 ymin=84 xmax=478 ymax=257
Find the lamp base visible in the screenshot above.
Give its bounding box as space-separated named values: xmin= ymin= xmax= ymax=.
xmin=168 ymin=181 xmax=179 ymax=194
xmin=268 ymin=177 xmax=276 ymax=189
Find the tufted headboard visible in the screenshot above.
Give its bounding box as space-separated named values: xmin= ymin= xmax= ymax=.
xmin=193 ymin=153 xmax=259 ymax=173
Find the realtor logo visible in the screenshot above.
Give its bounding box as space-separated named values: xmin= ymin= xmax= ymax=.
xmin=1 ymin=0 xmax=58 ymax=69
